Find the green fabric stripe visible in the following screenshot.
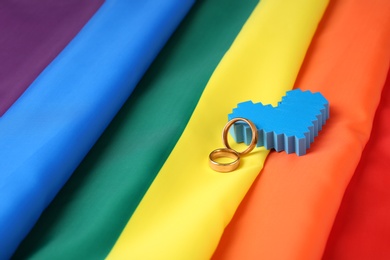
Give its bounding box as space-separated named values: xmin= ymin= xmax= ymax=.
xmin=13 ymin=0 xmax=258 ymax=259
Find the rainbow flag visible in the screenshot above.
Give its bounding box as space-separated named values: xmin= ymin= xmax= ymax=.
xmin=1 ymin=0 xmax=389 ymax=259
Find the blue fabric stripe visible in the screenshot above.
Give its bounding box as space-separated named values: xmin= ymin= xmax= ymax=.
xmin=0 ymin=0 xmax=194 ymax=258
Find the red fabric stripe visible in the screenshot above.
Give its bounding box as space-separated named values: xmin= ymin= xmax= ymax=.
xmin=323 ymin=68 xmax=390 ymax=259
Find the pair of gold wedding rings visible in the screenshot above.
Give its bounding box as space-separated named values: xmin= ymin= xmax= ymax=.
xmin=209 ymin=118 xmax=258 ymax=172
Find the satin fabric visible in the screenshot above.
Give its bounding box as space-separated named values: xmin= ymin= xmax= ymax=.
xmin=213 ymin=0 xmax=390 ymax=259
xmin=108 ymin=0 xmax=328 ymax=259
xmin=323 ymin=69 xmax=390 ymax=259
xmin=0 ymin=0 xmax=104 ymax=116
xmin=12 ymin=0 xmax=258 ymax=259
xmin=0 ymin=0 xmax=194 ymax=258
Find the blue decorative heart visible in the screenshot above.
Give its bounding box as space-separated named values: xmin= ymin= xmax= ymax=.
xmin=228 ymin=89 xmax=329 ymax=156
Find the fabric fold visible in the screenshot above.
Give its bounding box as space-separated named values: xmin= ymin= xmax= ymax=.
xmin=212 ymin=0 xmax=390 ymax=259
xmin=107 ymin=0 xmax=328 ymax=259
xmin=0 ymin=0 xmax=194 ymax=258
xmin=12 ymin=0 xmax=258 ymax=259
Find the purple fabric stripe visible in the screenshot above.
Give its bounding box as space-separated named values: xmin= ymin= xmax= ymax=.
xmin=0 ymin=0 xmax=105 ymax=116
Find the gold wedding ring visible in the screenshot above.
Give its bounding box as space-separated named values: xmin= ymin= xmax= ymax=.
xmin=222 ymin=117 xmax=258 ymax=156
xmin=209 ymin=148 xmax=240 ymax=172
xmin=209 ymin=117 xmax=258 ymax=172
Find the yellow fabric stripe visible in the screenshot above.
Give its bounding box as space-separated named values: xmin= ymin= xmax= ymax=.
xmin=107 ymin=0 xmax=328 ymax=259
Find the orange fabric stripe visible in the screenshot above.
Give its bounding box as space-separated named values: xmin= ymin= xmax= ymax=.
xmin=213 ymin=0 xmax=390 ymax=259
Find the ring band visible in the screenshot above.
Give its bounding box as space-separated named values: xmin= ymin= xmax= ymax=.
xmin=222 ymin=117 xmax=258 ymax=156
xmin=209 ymin=148 xmax=240 ymax=172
